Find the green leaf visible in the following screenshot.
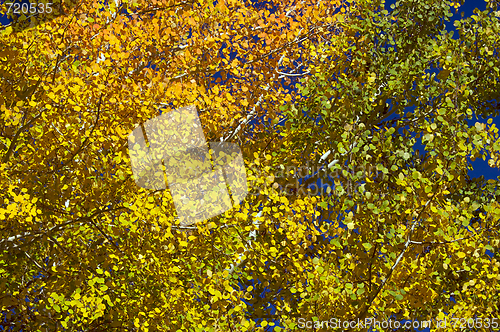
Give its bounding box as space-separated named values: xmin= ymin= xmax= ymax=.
xmin=330 ymin=239 xmax=342 ymax=248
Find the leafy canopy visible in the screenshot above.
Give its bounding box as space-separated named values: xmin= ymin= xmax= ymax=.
xmin=1 ymin=0 xmax=500 ymax=331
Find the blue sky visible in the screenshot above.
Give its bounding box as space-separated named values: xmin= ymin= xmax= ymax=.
xmin=409 ymin=0 xmax=500 ymax=180
xmin=450 ymin=0 xmax=500 ymax=180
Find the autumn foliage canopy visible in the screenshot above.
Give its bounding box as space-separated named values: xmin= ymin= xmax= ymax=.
xmin=1 ymin=0 xmax=500 ymax=330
